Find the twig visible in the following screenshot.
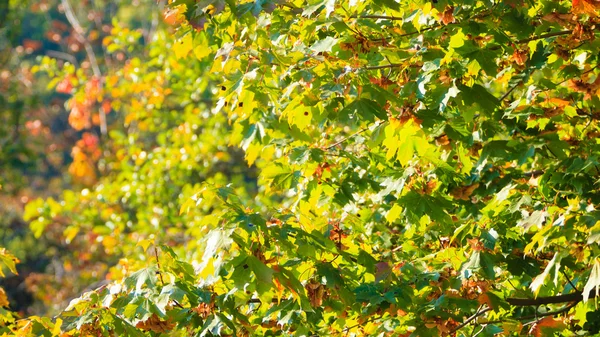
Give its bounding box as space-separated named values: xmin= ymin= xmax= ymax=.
xmin=61 ymin=0 xmax=107 ymax=136
xmin=341 ymin=315 xmax=382 ymax=333
xmin=362 ymin=63 xmax=421 ymax=71
xmin=562 ymin=271 xmax=579 ymax=292
xmin=489 ymin=30 xmax=572 ymax=51
xmin=516 ymin=301 xmax=578 ymax=320
xmin=516 ymin=30 xmax=572 ymax=45
xmin=325 ymin=120 xmax=386 ymax=150
xmin=46 ymin=50 xmax=79 ymax=66
xmin=522 ymin=170 xmax=544 ymax=177
xmin=354 ymin=14 xmax=403 ymax=21
xmin=450 ymin=306 xmax=492 ymax=334
xmin=499 ymin=81 xmax=521 ymax=103
xmin=154 ymin=246 xmax=165 ymax=285
xmin=362 ymin=63 xmax=402 ymax=70
xmin=146 ymin=0 xmax=165 ymax=44
xmin=552 ymin=64 xmax=600 ymax=88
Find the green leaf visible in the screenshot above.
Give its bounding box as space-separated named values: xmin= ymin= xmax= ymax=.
xmin=340 ymin=98 xmax=387 ymax=122
xmin=310 ymin=36 xmax=339 ymax=53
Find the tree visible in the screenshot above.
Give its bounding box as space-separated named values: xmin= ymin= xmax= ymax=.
xmin=8 ymin=0 xmax=600 ymax=336
xmin=0 ymin=0 xmax=164 ymax=316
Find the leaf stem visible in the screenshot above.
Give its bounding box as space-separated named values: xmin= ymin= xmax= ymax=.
xmin=154 ymin=246 xmax=165 ymax=285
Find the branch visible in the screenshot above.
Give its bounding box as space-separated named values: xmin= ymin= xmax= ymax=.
xmin=154 ymin=246 xmax=165 ymax=285
xmin=363 ymin=63 xmax=403 ymax=70
xmin=325 ymin=120 xmax=386 ymax=150
xmin=46 ymin=50 xmax=79 ymax=66
xmin=61 ymin=0 xmax=107 ymax=136
xmin=562 ymin=271 xmax=579 ymax=293
xmin=361 ymin=63 xmax=421 ymax=71
xmin=450 ymin=306 xmax=493 ymax=334
xmin=354 ymin=14 xmax=403 ymax=21
xmin=145 ymin=0 xmax=165 ymax=44
xmin=522 ymin=170 xmax=544 ymax=177
xmin=516 ymin=30 xmax=572 ymax=45
xmin=516 ymin=301 xmax=578 ymax=320
xmin=499 ymin=81 xmax=522 ymax=103
xmin=490 ymin=30 xmax=572 ymax=51
xmin=506 ymin=289 xmax=598 ymax=306
xmin=453 ymin=290 xmax=586 ymax=334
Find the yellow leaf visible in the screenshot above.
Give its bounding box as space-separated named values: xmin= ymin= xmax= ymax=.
xmin=173 ymin=33 xmax=193 ymax=59
xmin=383 ymin=123 xmax=399 ymax=160
xmin=245 ymin=142 xmax=262 ymax=166
xmin=386 ymin=204 xmax=403 ymax=223
xmin=102 ymin=236 xmax=118 ymax=250
xmin=449 ymin=29 xmax=465 ymax=49
xmin=137 ymin=239 xmax=154 ymax=253
xmin=292 ymin=107 xmax=312 ymax=131
xmin=0 ymin=287 xmax=9 ymax=307
xmin=63 ymin=226 xmax=79 ymax=244
xmin=53 ymin=318 xmax=63 ymax=336
xmin=198 ymin=257 xmax=216 ymax=280
xmin=193 ymin=33 xmax=211 ymax=61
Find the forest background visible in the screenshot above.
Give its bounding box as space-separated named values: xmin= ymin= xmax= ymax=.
xmin=2 ymin=0 xmax=600 ymax=336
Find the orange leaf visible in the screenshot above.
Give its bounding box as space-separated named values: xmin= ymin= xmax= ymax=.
xmin=439 ymin=6 xmax=455 ymax=25
xmin=530 ymin=317 xmax=566 ymax=337
xmin=572 ymin=0 xmax=600 ymax=15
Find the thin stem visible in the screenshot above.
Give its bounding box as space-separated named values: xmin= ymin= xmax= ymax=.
xmin=154 ymin=246 xmax=165 ymax=285
xmin=450 ymin=306 xmax=492 ymax=334
xmin=325 ymin=120 xmax=386 ymax=150
xmin=517 ymin=30 xmax=572 ymax=44
xmin=499 ymin=81 xmax=522 ymax=103
xmin=489 ymin=30 xmax=572 ymax=51
xmin=354 ymin=14 xmax=403 ymax=21
xmin=562 ymin=271 xmax=579 ymax=292
xmin=362 ymin=63 xmax=421 ymax=70
xmin=46 ymin=50 xmax=79 ymax=66
xmin=363 ymin=63 xmax=402 ymax=70
xmin=553 ymin=64 xmax=599 ymax=88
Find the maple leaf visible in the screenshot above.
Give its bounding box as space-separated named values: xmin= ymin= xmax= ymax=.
xmin=450 ymin=183 xmax=479 ymax=201
xmin=572 ymin=0 xmax=600 ymax=15
xmin=135 ymin=314 xmax=176 ymax=333
xmin=529 ymin=317 xmax=566 ymax=337
xmin=439 ymin=6 xmax=455 ymax=25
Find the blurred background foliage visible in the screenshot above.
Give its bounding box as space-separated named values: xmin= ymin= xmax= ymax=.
xmin=0 ymin=0 xmax=250 ymax=316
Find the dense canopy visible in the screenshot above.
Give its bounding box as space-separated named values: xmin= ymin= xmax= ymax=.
xmin=3 ymin=0 xmax=600 ymax=336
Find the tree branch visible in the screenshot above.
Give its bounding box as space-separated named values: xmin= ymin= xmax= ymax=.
xmin=61 ymin=0 xmax=107 ymax=136
xmin=499 ymin=81 xmax=521 ymax=103
xmin=46 ymin=50 xmax=79 ymax=66
xmin=516 ymin=30 xmax=572 ymax=44
xmin=354 ymin=14 xmax=403 ymax=21
xmin=490 ymin=30 xmax=572 ymax=51
xmin=450 ymin=306 xmax=492 ymax=334
xmin=363 ymin=63 xmax=403 ymax=70
xmin=506 ymin=289 xmax=598 ymax=306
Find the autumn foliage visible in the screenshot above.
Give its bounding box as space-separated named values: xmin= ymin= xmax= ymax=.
xmin=2 ymin=0 xmax=600 ymax=336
